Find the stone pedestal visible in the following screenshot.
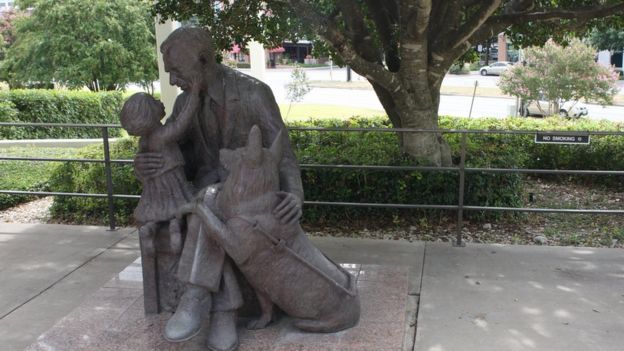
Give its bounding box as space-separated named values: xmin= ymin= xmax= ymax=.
xmin=27 ymin=258 xmax=410 ymax=351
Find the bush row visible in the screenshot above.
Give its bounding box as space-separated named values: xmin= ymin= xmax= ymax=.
xmin=288 ymin=117 xmax=525 ymax=224
xmin=441 ymin=117 xmax=624 ymax=186
xmin=49 ymin=137 xmax=140 ymax=224
xmin=0 ymin=89 xmax=124 ymax=139
xmin=47 ymin=115 xmax=624 ymax=227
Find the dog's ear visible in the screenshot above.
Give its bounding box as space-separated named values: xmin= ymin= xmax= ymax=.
xmin=219 ymin=148 xmax=237 ymax=170
xmin=269 ymin=130 xmax=283 ymax=161
xmin=246 ymin=125 xmax=263 ymax=164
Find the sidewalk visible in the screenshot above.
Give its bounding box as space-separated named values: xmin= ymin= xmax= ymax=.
xmin=1 ymin=223 xmax=622 ymax=350
xmin=0 ymin=223 xmax=140 ymax=350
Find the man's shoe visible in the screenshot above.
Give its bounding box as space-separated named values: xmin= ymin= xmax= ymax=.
xmin=206 ymin=311 xmax=239 ymax=351
xmin=164 ymin=285 xmax=211 ymax=342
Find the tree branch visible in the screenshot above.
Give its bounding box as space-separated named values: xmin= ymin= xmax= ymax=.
xmin=398 ymin=0 xmax=434 ymax=104
xmin=499 ymin=3 xmax=624 ymax=24
xmin=283 ymin=0 xmax=400 ymax=92
xmin=444 ymin=0 xmax=502 ymax=51
xmin=470 ymin=2 xmax=624 ymax=49
xmin=365 ymin=0 xmax=400 ymax=71
xmin=429 ymin=1 xmax=461 ymax=45
xmin=434 ymin=2 xmax=624 ymax=80
xmin=337 ymin=0 xmax=381 ymax=63
xmin=399 ymin=0 xmax=432 ymax=61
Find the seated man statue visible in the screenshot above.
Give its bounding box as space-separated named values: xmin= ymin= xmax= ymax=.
xmin=134 ymin=27 xmax=303 ymax=351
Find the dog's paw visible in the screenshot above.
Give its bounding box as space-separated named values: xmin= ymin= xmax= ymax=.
xmin=246 ymin=317 xmax=271 ymax=330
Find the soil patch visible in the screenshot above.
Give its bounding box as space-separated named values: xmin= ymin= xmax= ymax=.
xmin=2 ymin=179 xmax=622 ymax=248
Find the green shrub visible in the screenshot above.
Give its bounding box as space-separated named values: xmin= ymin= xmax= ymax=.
xmin=0 ymin=100 xmax=18 ymax=120
xmin=469 ymin=62 xmax=481 ymax=71
xmin=48 ymin=117 xmax=524 ymax=226
xmin=46 ymin=116 xmax=624 ymax=226
xmin=290 ymin=117 xmax=524 ymax=223
xmin=441 ymin=116 xmax=624 ymax=186
xmin=449 ymin=63 xmax=470 ymax=75
xmin=0 ymin=99 xmax=24 ymax=139
xmin=48 ymin=137 xmax=140 ymax=224
xmin=0 ymin=89 xmax=124 ymax=139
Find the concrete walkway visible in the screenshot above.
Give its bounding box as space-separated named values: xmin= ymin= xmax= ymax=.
xmin=0 ymin=223 xmax=622 ymax=350
xmin=0 ymin=224 xmax=140 ymax=350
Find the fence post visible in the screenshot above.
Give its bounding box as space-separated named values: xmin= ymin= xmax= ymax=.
xmin=454 ymin=133 xmax=467 ymax=247
xmin=102 ymin=127 xmax=117 ymax=231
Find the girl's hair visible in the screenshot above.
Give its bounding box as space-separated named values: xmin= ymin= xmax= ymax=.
xmin=120 ymin=93 xmax=159 ymax=136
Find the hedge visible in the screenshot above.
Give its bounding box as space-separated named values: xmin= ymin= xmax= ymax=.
xmin=49 ymin=117 xmax=624 ymax=224
xmin=48 ymin=137 xmax=140 ymax=224
xmin=288 ymin=117 xmax=525 ymax=224
xmin=47 ymin=116 xmax=624 ymax=226
xmin=0 ymin=89 xmax=124 ymax=139
xmin=441 ymin=117 xmax=624 ymax=186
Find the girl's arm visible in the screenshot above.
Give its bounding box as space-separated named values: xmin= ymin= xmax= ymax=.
xmin=154 ymin=86 xmax=201 ymax=142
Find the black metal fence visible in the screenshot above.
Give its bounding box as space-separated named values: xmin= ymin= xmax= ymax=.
xmin=1 ymin=122 xmax=623 ymax=246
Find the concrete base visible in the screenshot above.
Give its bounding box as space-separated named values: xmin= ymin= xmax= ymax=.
xmin=26 ymin=258 xmax=411 ymax=351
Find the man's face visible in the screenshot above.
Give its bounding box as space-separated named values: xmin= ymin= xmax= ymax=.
xmin=163 ymin=46 xmax=203 ymax=92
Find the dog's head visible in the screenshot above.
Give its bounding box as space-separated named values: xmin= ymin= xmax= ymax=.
xmin=217 ymin=125 xmax=283 ymax=212
xmin=220 ymin=125 xmax=282 ymax=172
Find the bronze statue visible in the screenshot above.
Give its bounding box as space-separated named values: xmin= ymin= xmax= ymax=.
xmin=130 ymin=27 xmax=359 ymax=351
xmin=180 ymin=125 xmax=360 ymax=333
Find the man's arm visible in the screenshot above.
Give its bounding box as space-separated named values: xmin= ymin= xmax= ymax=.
xmin=154 ymin=90 xmax=200 ymax=143
xmin=254 ymin=84 xmax=305 ymax=224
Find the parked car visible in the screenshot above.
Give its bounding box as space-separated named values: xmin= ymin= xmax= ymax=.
xmin=519 ymin=99 xmax=588 ymax=118
xmin=479 ymin=61 xmax=513 ymax=76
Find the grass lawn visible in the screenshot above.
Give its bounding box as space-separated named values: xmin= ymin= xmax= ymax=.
xmin=0 ymin=147 xmax=83 ymax=210
xmin=278 ymin=103 xmax=385 ymax=121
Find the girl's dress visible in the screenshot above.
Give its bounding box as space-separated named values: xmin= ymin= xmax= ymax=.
xmin=134 ymin=138 xmax=195 ymax=224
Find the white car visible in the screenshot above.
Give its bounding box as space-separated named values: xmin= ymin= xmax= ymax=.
xmin=479 ymin=62 xmax=513 ymax=76
xmin=519 ymin=99 xmax=588 ymax=118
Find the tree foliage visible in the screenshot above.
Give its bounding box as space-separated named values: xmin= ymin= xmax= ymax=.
xmin=153 ymin=1 xmax=624 ymax=165
xmin=0 ymin=8 xmax=24 ymax=61
xmin=589 ymin=28 xmax=624 ymax=51
xmin=1 ymin=0 xmax=158 ymax=91
xmin=499 ymin=39 xmax=619 ymax=113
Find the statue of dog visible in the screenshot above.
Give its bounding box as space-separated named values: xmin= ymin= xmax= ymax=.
xmin=180 ymin=125 xmax=360 ymax=333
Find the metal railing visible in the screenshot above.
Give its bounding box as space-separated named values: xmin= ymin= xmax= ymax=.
xmin=1 ymin=122 xmax=623 ymax=246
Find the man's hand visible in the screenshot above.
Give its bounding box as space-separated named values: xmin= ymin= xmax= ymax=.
xmin=273 ymin=191 xmax=303 ymax=225
xmin=134 ymin=152 xmax=163 ymax=180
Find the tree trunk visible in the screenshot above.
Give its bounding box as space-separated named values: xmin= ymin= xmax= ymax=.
xmin=370 ymin=78 xmax=452 ymax=166
xmin=396 ymin=105 xmax=452 ymax=167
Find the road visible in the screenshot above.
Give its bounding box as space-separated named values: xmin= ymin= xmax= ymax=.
xmin=145 ymin=67 xmax=624 ymax=121
xmin=257 ymin=67 xmax=624 ymax=122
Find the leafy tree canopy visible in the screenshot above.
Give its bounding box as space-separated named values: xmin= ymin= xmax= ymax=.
xmin=589 ymin=27 xmax=624 ymax=51
xmin=153 ymin=0 xmax=624 ymax=165
xmin=0 ymin=8 xmax=24 ymax=62
xmin=2 ymin=0 xmax=158 ymax=91
xmin=153 ymin=1 xmax=624 ymax=58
